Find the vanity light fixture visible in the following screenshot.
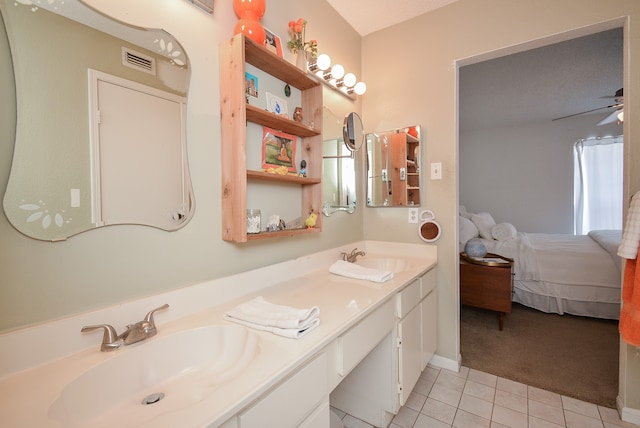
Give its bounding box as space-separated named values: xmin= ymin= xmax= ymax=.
xmin=308 ymin=53 xmax=331 ymax=73
xmin=307 ymin=54 xmax=366 ymax=98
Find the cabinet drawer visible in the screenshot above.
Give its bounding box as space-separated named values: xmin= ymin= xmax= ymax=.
xmin=239 ymin=353 xmax=327 ymax=427
xmin=396 ymin=278 xmax=421 ymax=318
xmin=337 ymin=299 xmax=394 ymax=376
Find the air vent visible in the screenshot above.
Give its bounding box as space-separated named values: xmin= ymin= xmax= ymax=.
xmin=121 ymin=47 xmax=156 ymax=75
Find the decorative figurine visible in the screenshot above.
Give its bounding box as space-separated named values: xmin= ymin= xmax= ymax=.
xmin=284 ymin=83 xmax=291 ymax=97
xmin=266 ymin=214 xmax=281 ymax=232
xmin=293 ymin=107 xmax=303 ymax=122
xmin=300 ymin=159 xmax=307 ymax=177
xmin=304 ymin=212 xmax=317 ymax=229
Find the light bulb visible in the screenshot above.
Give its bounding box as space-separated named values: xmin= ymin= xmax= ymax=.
xmin=343 ymin=73 xmax=357 ymax=87
xmin=331 ymin=64 xmax=345 ymax=80
xmin=354 ymin=82 xmax=367 ymax=95
xmin=316 ymin=54 xmax=331 ymax=71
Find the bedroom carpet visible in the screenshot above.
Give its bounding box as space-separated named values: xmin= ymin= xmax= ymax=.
xmin=460 ymin=303 xmax=619 ymax=408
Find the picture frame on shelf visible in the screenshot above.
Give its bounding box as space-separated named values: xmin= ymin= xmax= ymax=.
xmin=262 ymin=127 xmax=297 ymax=173
xmin=245 ymin=72 xmax=258 ymax=98
xmin=266 ymin=92 xmax=288 ymax=116
xmin=264 ymin=27 xmax=283 ymax=58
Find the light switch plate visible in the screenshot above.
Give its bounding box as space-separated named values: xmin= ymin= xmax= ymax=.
xmin=431 ymin=162 xmax=442 ymax=180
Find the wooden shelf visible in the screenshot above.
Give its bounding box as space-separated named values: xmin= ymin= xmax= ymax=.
xmin=246 ymin=227 xmax=320 ymax=241
xmin=243 ymin=37 xmax=319 ymax=90
xmin=246 ymin=105 xmax=320 ymax=137
xmin=219 ymin=33 xmax=323 ymax=243
xmin=247 ymin=170 xmax=321 ymax=184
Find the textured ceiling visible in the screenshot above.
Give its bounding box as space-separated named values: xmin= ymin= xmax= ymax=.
xmin=459 ymin=28 xmax=623 ymax=132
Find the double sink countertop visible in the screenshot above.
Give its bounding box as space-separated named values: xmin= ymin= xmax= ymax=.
xmin=0 ymin=241 xmax=437 ymax=427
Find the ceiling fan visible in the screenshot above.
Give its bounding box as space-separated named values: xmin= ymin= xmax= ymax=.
xmin=552 ymin=88 xmax=624 ymax=125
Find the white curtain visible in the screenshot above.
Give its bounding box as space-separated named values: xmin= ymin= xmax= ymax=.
xmin=573 ymin=136 xmax=623 ymax=235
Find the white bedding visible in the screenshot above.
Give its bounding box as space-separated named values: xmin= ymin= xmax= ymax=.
xmin=476 ymin=231 xmax=622 ymax=319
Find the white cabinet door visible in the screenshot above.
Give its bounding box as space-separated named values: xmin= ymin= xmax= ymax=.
xmin=421 ymin=288 xmax=438 ymax=370
xmin=398 ymin=305 xmax=422 ymax=405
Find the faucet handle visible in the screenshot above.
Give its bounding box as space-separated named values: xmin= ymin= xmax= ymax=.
xmin=81 ymin=324 xmax=123 ymax=352
xmin=143 ymin=304 xmax=169 ymax=333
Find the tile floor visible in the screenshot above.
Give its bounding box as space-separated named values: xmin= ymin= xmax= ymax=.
xmin=331 ymin=365 xmax=639 ymax=428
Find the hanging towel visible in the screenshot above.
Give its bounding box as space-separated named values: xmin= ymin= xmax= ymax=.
xmin=329 ymin=260 xmax=394 ymax=283
xmin=618 ymin=190 xmax=640 ymax=346
xmin=620 ymin=248 xmax=640 ymax=346
xmin=618 ymin=191 xmax=640 ymax=259
xmin=224 ymin=296 xmax=320 ymax=339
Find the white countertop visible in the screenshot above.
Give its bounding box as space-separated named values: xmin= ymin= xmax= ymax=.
xmin=0 ymin=241 xmax=436 ymax=428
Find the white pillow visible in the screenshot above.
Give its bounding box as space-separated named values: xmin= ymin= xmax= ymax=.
xmin=491 ymin=223 xmax=517 ymax=241
xmin=459 ymin=205 xmax=473 ymax=219
xmin=470 ymin=212 xmax=496 ymax=240
xmin=459 ymin=216 xmax=479 ymax=249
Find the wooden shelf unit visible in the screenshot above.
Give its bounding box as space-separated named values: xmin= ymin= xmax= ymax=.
xmin=219 ymin=33 xmax=323 ymax=243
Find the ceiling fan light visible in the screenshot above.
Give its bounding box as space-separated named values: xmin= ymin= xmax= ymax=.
xmin=617 ymin=110 xmax=624 ymax=123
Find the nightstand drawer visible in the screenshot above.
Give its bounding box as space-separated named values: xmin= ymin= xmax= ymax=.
xmin=460 ymin=256 xmax=513 ymax=313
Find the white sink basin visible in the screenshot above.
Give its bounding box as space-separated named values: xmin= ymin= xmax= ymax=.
xmin=355 ymin=257 xmax=411 ymax=273
xmin=49 ymin=325 xmax=259 ymax=427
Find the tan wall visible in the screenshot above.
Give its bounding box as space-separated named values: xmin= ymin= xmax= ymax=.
xmin=361 ymin=0 xmax=640 ymax=413
xmin=0 ymin=0 xmax=363 ymax=331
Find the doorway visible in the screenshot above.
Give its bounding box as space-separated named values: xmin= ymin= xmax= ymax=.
xmin=457 ymin=27 xmax=623 ymax=407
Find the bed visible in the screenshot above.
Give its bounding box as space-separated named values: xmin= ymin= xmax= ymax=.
xmin=459 ymin=210 xmax=622 ymax=320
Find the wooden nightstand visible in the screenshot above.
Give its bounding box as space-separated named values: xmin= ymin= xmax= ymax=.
xmin=460 ymin=253 xmax=514 ymax=330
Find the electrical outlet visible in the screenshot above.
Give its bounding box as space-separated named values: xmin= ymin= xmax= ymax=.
xmin=431 ymin=162 xmax=442 ymax=180
xmin=408 ymin=208 xmax=419 ymax=224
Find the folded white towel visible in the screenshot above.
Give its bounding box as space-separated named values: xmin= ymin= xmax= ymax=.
xmin=329 ymin=260 xmax=394 ymax=283
xmin=225 ymin=316 xmax=320 ymax=339
xmin=224 ymin=296 xmax=320 ymax=330
xmin=619 ymin=191 xmax=640 ymax=259
xmin=491 ymin=223 xmax=517 ymax=241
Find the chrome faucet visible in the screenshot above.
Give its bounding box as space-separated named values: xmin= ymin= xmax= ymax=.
xmin=340 ymin=247 xmax=366 ymax=263
xmin=81 ymin=304 xmax=169 ymax=352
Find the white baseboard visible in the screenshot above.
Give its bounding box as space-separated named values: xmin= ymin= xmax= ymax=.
xmin=429 ymin=353 xmax=461 ymax=372
xmin=617 ymin=395 xmax=640 ymax=425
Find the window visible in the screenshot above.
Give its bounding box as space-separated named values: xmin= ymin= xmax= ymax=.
xmin=573 ymin=136 xmax=623 ymax=235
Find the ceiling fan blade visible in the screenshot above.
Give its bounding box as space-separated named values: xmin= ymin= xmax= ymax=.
xmin=552 ymin=104 xmax=618 ymax=121
xmin=597 ymin=110 xmax=620 ymax=126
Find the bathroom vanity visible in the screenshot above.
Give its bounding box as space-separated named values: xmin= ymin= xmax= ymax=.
xmin=0 ymin=241 xmax=437 ymax=427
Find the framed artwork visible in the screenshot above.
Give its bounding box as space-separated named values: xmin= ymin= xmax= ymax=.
xmin=245 ymin=72 xmax=258 ymax=98
xmin=264 ymin=28 xmax=283 ymax=58
xmin=266 ymin=92 xmax=288 ymax=116
xmin=262 ymin=127 xmax=296 ymax=172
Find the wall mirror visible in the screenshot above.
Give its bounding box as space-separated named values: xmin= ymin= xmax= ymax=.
xmin=1 ymin=0 xmax=194 ymax=241
xmin=343 ymin=112 xmax=364 ymax=152
xmin=322 ymin=107 xmax=356 ymax=216
xmin=366 ymin=126 xmax=421 ymax=207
